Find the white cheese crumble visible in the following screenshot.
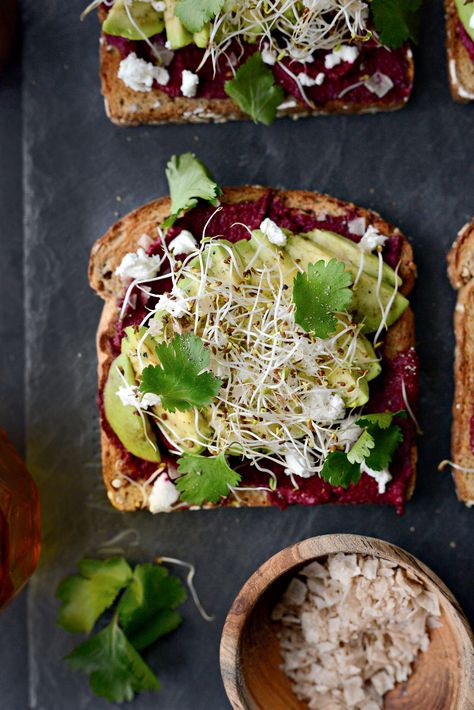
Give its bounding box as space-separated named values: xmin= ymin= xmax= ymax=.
xmin=261 ymin=42 xmax=277 ymax=65
xmin=168 ymin=230 xmax=198 ymax=255
xmin=115 ymin=248 xmax=162 ymax=281
xmin=148 ymin=473 xmax=179 ymax=513
xmin=259 ymin=218 xmax=287 ymax=246
xmin=364 ymin=72 xmax=394 ymax=98
xmin=358 ymin=225 xmax=387 ymax=252
xmin=116 ymin=384 xmax=161 ymax=409
xmin=362 ymin=465 xmax=392 ymax=494
xmin=303 ymin=390 xmax=345 ymax=422
xmin=181 ymin=70 xmax=199 ymax=98
xmin=347 ymin=216 xmax=366 ymax=236
xmin=284 ymin=451 xmax=314 ymax=478
xmin=298 ymin=72 xmax=324 ymax=87
xmin=153 ymin=287 xmax=188 ymax=319
xmin=118 ymin=52 xmax=169 ymax=92
xmin=273 ymin=553 xmax=441 ymax=710
xmin=324 ymin=45 xmax=359 ymax=70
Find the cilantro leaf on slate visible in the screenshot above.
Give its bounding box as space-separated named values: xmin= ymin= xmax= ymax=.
xmin=225 ymin=52 xmax=285 ymax=125
xmin=65 ymin=616 xmax=160 ymax=704
xmin=176 ymin=452 xmax=241 ymax=505
xmin=357 ymin=412 xmax=395 ymax=429
xmin=347 ymin=429 xmax=375 ymax=465
xmin=370 ymin=0 xmax=423 ymax=49
xmin=140 ymin=333 xmax=222 ymax=413
xmin=56 ymin=557 xmax=132 ymax=634
xmin=293 ymin=259 xmax=353 ymax=338
xmin=175 ymin=0 xmax=224 ymax=33
xmin=364 ymin=422 xmax=403 ymax=471
xmin=165 ymin=153 xmax=222 ymax=227
xmin=118 ymin=564 xmax=187 ymax=650
xmin=320 ymin=451 xmax=361 ymax=489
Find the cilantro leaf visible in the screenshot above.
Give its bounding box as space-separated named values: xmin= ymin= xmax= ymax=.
xmin=175 ymin=0 xmax=224 ymax=33
xmin=224 ymin=52 xmax=285 ymax=125
xmin=176 ymin=452 xmax=241 ymax=505
xmin=370 ymin=0 xmax=423 ymax=49
xmin=293 ymin=259 xmax=353 ymax=338
xmin=66 ymin=617 xmax=160 ymax=704
xmin=356 ymin=410 xmax=405 ymax=429
xmin=140 ymin=334 xmax=222 ymax=413
xmin=56 ymin=557 xmax=133 ymax=634
xmin=118 ymin=564 xmax=187 ymax=650
xmin=320 ymin=451 xmax=361 ymax=489
xmin=165 ymin=153 xmax=222 ymax=227
xmin=364 ymin=422 xmax=403 ymax=471
xmin=347 ymin=429 xmax=375 ymax=465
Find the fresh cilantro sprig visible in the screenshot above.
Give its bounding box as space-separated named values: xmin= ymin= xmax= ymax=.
xmin=293 ymin=259 xmax=354 ymax=338
xmin=225 ymin=52 xmax=285 ymax=125
xmin=57 ymin=558 xmax=187 ymax=704
xmin=140 ymin=333 xmax=222 ymax=413
xmin=165 ymin=153 xmax=222 ymax=227
xmin=370 ymin=0 xmax=423 ymax=49
xmin=176 ymin=451 xmax=241 ymax=505
xmin=175 ymin=0 xmax=224 ymax=33
xmin=321 ymin=411 xmax=404 ymax=489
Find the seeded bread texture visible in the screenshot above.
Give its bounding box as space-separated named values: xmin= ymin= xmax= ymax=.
xmin=99 ymin=37 xmax=414 ymax=127
xmin=445 ymin=0 xmax=474 ymax=102
xmin=447 ymin=218 xmax=474 ymax=506
xmin=89 ymin=187 xmax=417 ymax=512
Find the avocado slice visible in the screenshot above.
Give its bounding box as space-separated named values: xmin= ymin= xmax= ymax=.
xmin=355 ymin=333 xmax=382 ymax=382
xmin=104 ymin=353 xmax=161 ymax=462
xmin=232 ymin=230 xmax=299 ymax=286
xmin=455 ymin=0 xmax=474 ymax=41
xmin=164 ymin=0 xmax=193 ymax=49
xmin=193 ymin=23 xmax=210 ymax=48
xmin=305 ymin=229 xmax=401 ymax=288
xmin=326 ymin=367 xmax=370 ymax=408
xmin=123 ymin=326 xmax=210 ymax=454
xmin=284 ymin=235 xmax=408 ymax=333
xmin=179 ymin=240 xmax=246 ymax=296
xmin=103 ymin=0 xmax=165 ymax=40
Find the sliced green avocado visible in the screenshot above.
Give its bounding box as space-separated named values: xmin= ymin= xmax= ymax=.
xmin=284 ymin=235 xmax=408 ymax=333
xmin=123 ymin=327 xmax=210 ymax=454
xmin=355 ymin=333 xmax=382 ymax=382
xmin=456 ymin=0 xmax=474 ymax=41
xmin=193 ymin=23 xmax=210 ymax=48
xmin=179 ymin=240 xmax=246 ymax=296
xmin=164 ymin=0 xmax=193 ymax=48
xmin=326 ymin=367 xmax=370 ymax=407
xmin=232 ymin=230 xmax=299 ymax=286
xmin=103 ymin=0 xmax=165 ymax=40
xmin=104 ymin=353 xmax=161 ymax=462
xmin=305 ymin=229 xmax=401 ymax=288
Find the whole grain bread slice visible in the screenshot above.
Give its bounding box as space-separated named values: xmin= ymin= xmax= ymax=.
xmin=99 ymin=37 xmax=414 ymax=127
xmin=90 ymin=187 xmax=417 ymax=511
xmin=447 ymin=218 xmax=474 ymax=506
xmin=445 ymin=0 xmax=474 ymax=102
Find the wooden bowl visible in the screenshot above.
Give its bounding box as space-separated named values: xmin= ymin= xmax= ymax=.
xmin=220 ymin=535 xmax=474 ymax=710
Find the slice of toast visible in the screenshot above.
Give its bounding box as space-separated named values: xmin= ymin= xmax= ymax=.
xmin=447 ymin=218 xmax=474 ymax=505
xmin=445 ymin=0 xmax=474 ymax=102
xmin=89 ymin=187 xmax=417 ymax=512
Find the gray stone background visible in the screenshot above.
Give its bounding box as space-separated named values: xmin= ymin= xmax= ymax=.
xmin=0 ymin=1 xmax=473 ymax=708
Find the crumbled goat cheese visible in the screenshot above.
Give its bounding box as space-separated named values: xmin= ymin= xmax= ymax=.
xmin=337 ymin=419 xmax=363 ymax=447
xmin=118 ymin=53 xmax=169 ymax=92
xmin=325 ymin=45 xmax=359 ymax=70
xmin=273 ymin=553 xmax=441 ymax=710
xmin=154 ymin=288 xmax=188 ymax=318
xmin=362 ymin=465 xmax=392 ymax=494
xmin=261 ymin=42 xmax=277 ymax=65
xmin=364 ymin=72 xmax=394 ymax=98
xmin=115 ymin=248 xmax=162 ymax=281
xmin=142 ymin=0 xmax=165 ymax=10
xmin=303 ymin=390 xmax=345 ymax=422
xmin=358 ymin=225 xmax=387 ymax=252
xmin=116 ymin=384 xmax=161 ymax=409
xmin=298 ymin=72 xmax=323 ymax=87
xmin=260 ymin=218 xmax=287 ymax=246
xmin=148 ymin=473 xmax=179 ymax=513
xmin=347 ymin=216 xmax=366 ymax=236
xmin=181 ymin=70 xmax=199 ymax=98
xmin=168 ymin=230 xmax=198 ymax=255
xmin=284 ymin=451 xmax=314 ymax=478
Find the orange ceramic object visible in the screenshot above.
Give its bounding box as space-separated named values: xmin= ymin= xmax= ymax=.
xmin=0 ymin=430 xmax=40 ymax=610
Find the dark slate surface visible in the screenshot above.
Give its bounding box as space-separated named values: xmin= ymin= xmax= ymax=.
xmin=0 ymin=0 xmax=470 ymax=708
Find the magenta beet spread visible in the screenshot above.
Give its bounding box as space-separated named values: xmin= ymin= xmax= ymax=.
xmin=101 ymin=191 xmax=418 ymax=513
xmin=459 ymin=23 xmax=474 ymax=64
xmin=104 ymin=32 xmax=412 ymax=107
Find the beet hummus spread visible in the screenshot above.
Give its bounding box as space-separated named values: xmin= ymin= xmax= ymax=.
xmin=459 ymin=23 xmax=474 ymax=64
xmin=101 ymin=190 xmax=418 ymax=514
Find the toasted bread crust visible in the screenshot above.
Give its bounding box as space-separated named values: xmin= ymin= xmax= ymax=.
xmin=90 ymin=187 xmax=417 ymax=511
xmin=445 ymin=0 xmax=474 ymax=102
xmin=99 ymin=38 xmax=414 ymax=126
xmin=447 ymin=218 xmax=474 ymax=506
